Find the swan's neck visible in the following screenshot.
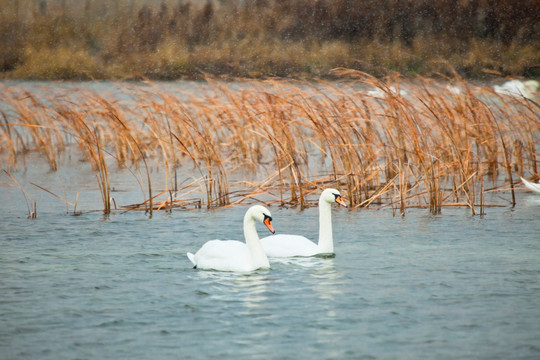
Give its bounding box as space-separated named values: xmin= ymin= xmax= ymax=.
xmin=318 ymin=201 xmax=334 ymax=253
xmin=244 ymin=216 xmax=269 ymax=268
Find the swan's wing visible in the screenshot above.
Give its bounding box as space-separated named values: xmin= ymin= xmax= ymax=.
xmin=260 ymin=234 xmax=319 ymax=257
xmin=192 ymin=240 xmax=254 ymax=272
xmin=521 ymin=177 xmax=540 ymax=194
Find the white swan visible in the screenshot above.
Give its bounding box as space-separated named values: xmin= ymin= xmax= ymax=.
xmin=260 ymin=188 xmax=347 ymax=257
xmin=367 ymin=86 xmax=407 ymax=98
xmin=446 ymin=84 xmax=462 ymax=95
xmin=187 ymin=205 xmax=275 ymax=272
xmin=521 ymin=177 xmax=540 ymax=195
xmin=494 ymin=80 xmax=539 ymax=99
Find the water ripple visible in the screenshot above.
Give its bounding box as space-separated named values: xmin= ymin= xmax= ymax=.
xmin=1 ymin=205 xmax=540 ymax=359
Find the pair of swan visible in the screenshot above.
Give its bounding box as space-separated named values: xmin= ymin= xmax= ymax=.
xmin=187 ymin=189 xmax=347 ymax=272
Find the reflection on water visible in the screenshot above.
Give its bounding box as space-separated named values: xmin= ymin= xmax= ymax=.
xmin=271 ymin=256 xmax=345 ymax=305
xmin=311 ymin=259 xmax=344 ymax=296
xmin=186 ymin=270 xmax=278 ymax=357
xmin=191 ymin=270 xmax=272 ymax=309
xmin=524 ymin=196 xmax=540 ymax=207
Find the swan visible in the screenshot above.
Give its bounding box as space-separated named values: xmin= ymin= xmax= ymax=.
xmin=260 ymin=188 xmax=347 ymax=257
xmin=494 ymin=80 xmax=539 ymax=99
xmin=187 ymin=205 xmax=275 ymax=272
xmin=521 ymin=177 xmax=540 ymax=195
xmin=446 ymin=85 xmax=462 ymax=95
xmin=367 ymin=86 xmax=407 ymax=98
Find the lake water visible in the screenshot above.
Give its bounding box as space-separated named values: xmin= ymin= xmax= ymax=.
xmin=1 ymin=183 xmax=540 ymax=359
xmin=1 ymin=80 xmax=540 ymax=359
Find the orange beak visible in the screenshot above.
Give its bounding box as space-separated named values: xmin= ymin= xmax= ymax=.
xmin=264 ymin=217 xmax=275 ymax=234
xmin=335 ymin=195 xmax=347 ymax=208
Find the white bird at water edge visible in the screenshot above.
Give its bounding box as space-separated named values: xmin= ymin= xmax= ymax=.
xmin=521 ymin=177 xmax=540 ymax=195
xmin=187 ymin=205 xmax=275 ymax=272
xmin=367 ymin=86 xmax=407 ymax=98
xmin=260 ymin=188 xmax=347 ymax=258
xmin=493 ymin=80 xmax=539 ymax=99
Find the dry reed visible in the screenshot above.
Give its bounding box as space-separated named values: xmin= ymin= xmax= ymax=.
xmin=2 ymin=169 xmax=37 ymax=218
xmin=0 ymin=75 xmax=538 ymax=215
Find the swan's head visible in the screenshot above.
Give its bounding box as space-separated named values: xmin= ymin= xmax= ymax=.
xmin=247 ymin=205 xmax=275 ymax=234
xmin=320 ymin=188 xmax=347 ymax=207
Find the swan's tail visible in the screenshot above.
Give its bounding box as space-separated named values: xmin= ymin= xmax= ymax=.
xmin=187 ymin=252 xmax=196 ymax=267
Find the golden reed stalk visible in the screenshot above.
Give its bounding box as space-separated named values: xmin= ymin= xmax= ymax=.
xmin=1 ymin=75 xmax=538 ymax=214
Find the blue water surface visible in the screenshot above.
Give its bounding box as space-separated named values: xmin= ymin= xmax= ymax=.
xmin=1 ymin=192 xmax=540 ymax=359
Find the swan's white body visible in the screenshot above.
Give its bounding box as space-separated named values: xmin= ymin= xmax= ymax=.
xmin=494 ymin=80 xmax=539 ymax=99
xmin=367 ymin=86 xmax=407 ymax=98
xmin=521 ymin=177 xmax=540 ymax=195
xmin=260 ymin=234 xmax=322 ymax=257
xmin=187 ymin=205 xmax=274 ymax=272
xmin=260 ymin=189 xmax=346 ymax=257
xmin=446 ymin=85 xmax=462 ymax=95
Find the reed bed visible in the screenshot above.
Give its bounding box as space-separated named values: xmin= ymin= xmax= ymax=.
xmin=1 ymin=75 xmax=538 ymax=215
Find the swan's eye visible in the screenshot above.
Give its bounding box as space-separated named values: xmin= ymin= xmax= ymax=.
xmin=333 ymin=193 xmax=340 ymax=200
xmin=263 ymin=214 xmax=272 ymax=222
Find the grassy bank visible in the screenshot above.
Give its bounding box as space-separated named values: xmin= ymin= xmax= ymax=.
xmin=1 ymin=0 xmax=539 ymax=80
xmin=1 ymin=75 xmax=538 ymax=215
